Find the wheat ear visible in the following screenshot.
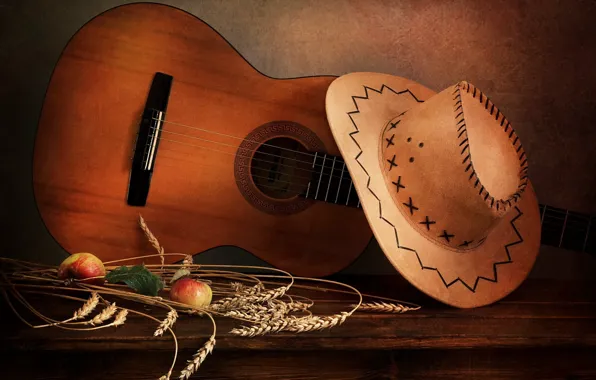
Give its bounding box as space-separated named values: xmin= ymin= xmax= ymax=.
xmin=155 ymin=309 xmax=179 ymax=337
xmin=230 ymin=282 xmax=265 ymax=295
xmin=287 ymin=301 xmax=311 ymax=312
xmin=354 ymin=302 xmax=420 ymax=313
xmin=230 ymin=311 xmax=351 ymax=337
xmin=86 ymin=302 xmax=117 ymax=325
xmin=112 ymin=309 xmax=128 ymax=327
xmin=178 ymin=312 xmax=216 ymax=379
xmin=139 ymin=214 xmax=165 ymax=269
xmin=229 ymin=319 xmax=289 ymax=337
xmin=210 ymin=286 xmax=288 ymax=312
xmin=179 ymin=336 xmax=215 ymax=379
xmin=73 ymin=292 xmax=99 ymax=320
xmin=223 ymin=297 xmax=291 ymax=323
xmin=287 ymin=312 xmax=350 ymax=333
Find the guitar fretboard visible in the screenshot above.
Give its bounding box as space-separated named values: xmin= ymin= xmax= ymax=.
xmin=302 ymin=153 xmax=596 ymax=255
xmin=301 ymin=153 xmax=361 ymax=208
xmin=539 ymin=204 xmax=595 ymax=254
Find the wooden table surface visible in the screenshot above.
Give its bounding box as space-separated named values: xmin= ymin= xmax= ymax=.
xmin=1 ymin=276 xmax=595 ymax=379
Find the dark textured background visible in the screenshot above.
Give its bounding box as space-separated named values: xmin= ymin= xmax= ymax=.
xmin=0 ymin=0 xmax=594 ymax=278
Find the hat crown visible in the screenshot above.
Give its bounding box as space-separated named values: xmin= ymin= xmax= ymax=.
xmin=381 ymin=81 xmax=528 ymax=250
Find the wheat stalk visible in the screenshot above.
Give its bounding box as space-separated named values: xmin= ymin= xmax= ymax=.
xmin=86 ymin=302 xmax=117 ymax=325
xmin=354 ymin=302 xmax=420 ymax=313
xmin=154 ymin=309 xmax=178 ymax=337
xmin=179 ymin=336 xmax=215 ymax=379
xmin=73 ymin=292 xmax=99 ymax=320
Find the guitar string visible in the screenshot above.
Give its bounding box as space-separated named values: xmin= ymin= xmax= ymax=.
xmin=149 ymin=123 xmax=360 ymax=202
xmin=541 ymin=206 xmax=591 ymax=219
xmin=157 ymin=145 xmax=355 ymax=196
xmin=160 ymin=146 xmax=592 ymax=238
xmin=158 ymin=128 xmax=320 ymax=167
xmin=154 ymin=161 xmax=591 ymax=241
xmin=539 ymin=206 xmax=592 ymax=237
xmin=151 ymin=116 xmax=337 ymax=163
xmin=158 ymin=145 xmax=317 ymax=188
xmin=147 ymin=118 xmax=594 ymax=232
xmin=156 ymin=148 xmax=360 ymax=206
xmin=150 ymin=119 xmax=596 ymax=214
xmin=158 ymin=139 xmax=319 ymax=183
xmin=153 ymin=132 xmax=354 ymax=183
xmin=149 ymin=126 xmax=353 ymax=182
xmin=149 ymin=119 xmax=350 ymax=176
xmin=540 ymin=206 xmax=592 ymax=224
xmin=157 ymin=142 xmax=590 ymax=230
xmin=158 ymin=144 xmax=590 ymax=233
xmin=160 ymin=155 xmax=311 ymax=193
xmin=540 ymin=212 xmax=590 ymax=225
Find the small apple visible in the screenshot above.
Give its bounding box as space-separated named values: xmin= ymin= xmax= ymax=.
xmin=170 ymin=277 xmax=212 ymax=307
xmin=57 ymin=252 xmax=106 ymax=285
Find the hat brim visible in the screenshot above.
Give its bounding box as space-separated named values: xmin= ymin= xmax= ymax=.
xmin=325 ymin=72 xmax=541 ymax=308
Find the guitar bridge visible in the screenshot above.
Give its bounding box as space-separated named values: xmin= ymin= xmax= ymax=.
xmin=126 ymin=72 xmax=173 ymax=206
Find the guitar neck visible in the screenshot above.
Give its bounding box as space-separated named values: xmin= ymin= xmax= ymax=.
xmin=301 ymin=153 xmax=362 ymax=208
xmin=539 ymin=204 xmax=595 ymax=254
xmin=303 ymin=153 xmax=596 ymax=255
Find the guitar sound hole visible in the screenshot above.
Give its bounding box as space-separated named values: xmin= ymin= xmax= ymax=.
xmin=251 ymin=137 xmax=311 ymax=199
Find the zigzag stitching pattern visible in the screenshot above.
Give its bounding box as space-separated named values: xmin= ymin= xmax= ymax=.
xmin=346 ymin=84 xmax=525 ymax=292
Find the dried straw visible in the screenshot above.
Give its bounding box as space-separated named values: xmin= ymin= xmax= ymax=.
xmin=0 ymin=215 xmax=421 ymax=379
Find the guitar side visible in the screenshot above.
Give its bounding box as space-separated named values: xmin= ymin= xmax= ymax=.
xmin=32 ymin=3 xmax=372 ymax=277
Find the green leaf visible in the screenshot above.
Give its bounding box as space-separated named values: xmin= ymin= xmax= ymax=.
xmin=106 ymin=265 xmax=164 ymax=296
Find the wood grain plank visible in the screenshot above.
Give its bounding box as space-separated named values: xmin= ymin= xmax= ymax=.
xmin=3 ymin=348 xmax=596 ymax=380
xmin=2 ymin=280 xmax=595 ymax=351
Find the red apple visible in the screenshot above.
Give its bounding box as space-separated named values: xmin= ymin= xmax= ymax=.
xmin=170 ymin=277 xmax=212 ymax=307
xmin=57 ymin=252 xmax=106 ymax=285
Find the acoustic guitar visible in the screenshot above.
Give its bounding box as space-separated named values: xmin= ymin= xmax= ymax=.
xmin=33 ymin=4 xmax=594 ymax=278
xmin=33 ymin=3 xmax=371 ymax=277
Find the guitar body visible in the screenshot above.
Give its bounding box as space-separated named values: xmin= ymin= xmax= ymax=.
xmin=33 ymin=3 xmax=372 ymax=276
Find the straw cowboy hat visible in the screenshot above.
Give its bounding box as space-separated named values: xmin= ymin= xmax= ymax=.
xmin=325 ymin=72 xmax=541 ymax=308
